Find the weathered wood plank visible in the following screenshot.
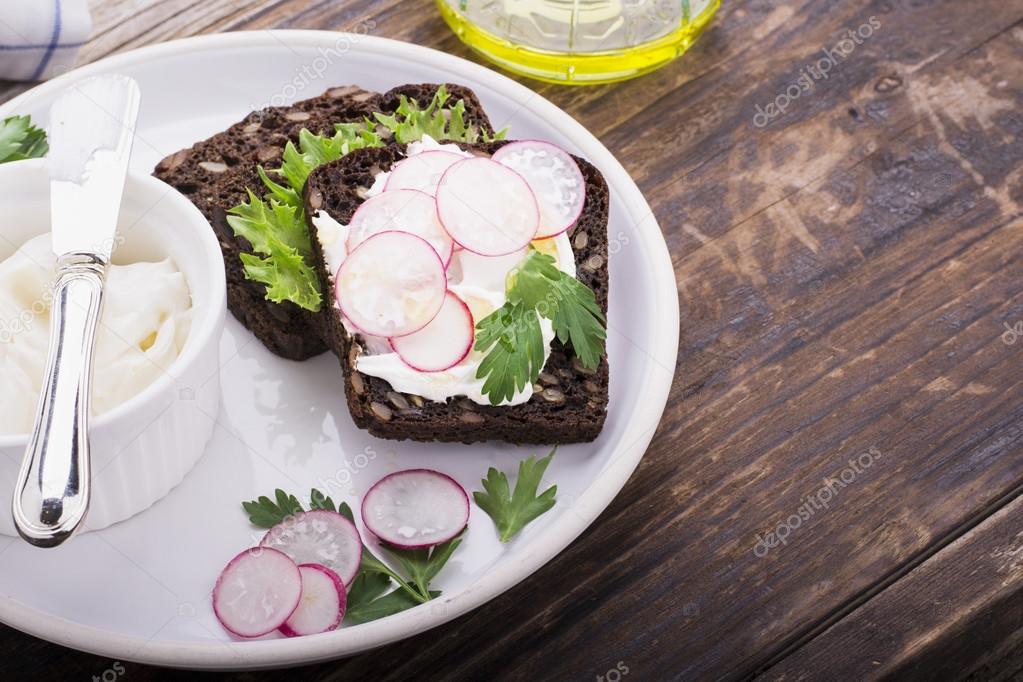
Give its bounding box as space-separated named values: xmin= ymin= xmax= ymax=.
xmin=765 ymin=470 xmax=1023 ymax=681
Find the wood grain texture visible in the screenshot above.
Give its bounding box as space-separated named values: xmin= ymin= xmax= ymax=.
xmin=768 ymin=480 xmax=1023 ymax=681
xmin=3 ymin=1 xmax=1023 ymax=680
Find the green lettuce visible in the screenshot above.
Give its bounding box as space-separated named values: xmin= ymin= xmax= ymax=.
xmin=374 ymin=86 xmax=508 ymax=144
xmin=228 ymin=85 xmax=507 ymax=312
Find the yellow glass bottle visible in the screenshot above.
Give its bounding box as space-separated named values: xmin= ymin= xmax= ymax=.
xmin=437 ymin=0 xmax=721 ymax=85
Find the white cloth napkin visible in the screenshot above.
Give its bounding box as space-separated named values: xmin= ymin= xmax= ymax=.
xmin=0 ymin=0 xmax=91 ymax=81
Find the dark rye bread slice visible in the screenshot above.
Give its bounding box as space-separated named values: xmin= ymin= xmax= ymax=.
xmin=153 ymin=84 xmax=495 ymax=360
xmin=303 ymin=141 xmax=610 ymax=444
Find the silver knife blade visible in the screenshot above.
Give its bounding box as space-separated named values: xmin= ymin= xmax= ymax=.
xmin=48 ymin=74 xmax=141 ymax=261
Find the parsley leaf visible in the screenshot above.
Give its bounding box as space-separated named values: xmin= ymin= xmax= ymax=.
xmin=345 ymin=570 xmax=391 ymax=612
xmin=475 ymin=251 xmax=606 ymax=404
xmin=309 ymin=488 xmax=336 ymax=512
xmin=0 ymin=115 xmax=48 ymax=164
xmin=474 ymin=302 xmax=546 ymax=405
xmin=382 ymin=536 xmax=464 ymax=599
xmin=346 ymin=584 xmax=439 ymax=625
xmin=549 ymin=275 xmax=606 ymax=370
xmin=241 ymin=488 xmax=304 ymax=529
xmin=474 ymin=450 xmax=558 ymax=542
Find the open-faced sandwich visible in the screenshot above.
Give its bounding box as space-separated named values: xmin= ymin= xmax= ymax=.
xmin=154 ymin=83 xmax=497 ymax=360
xmin=153 ymin=84 xmax=609 ymax=444
xmin=304 ymin=135 xmax=609 ymax=444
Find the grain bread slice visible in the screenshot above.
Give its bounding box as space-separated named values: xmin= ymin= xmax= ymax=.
xmin=303 ymin=142 xmax=610 ymax=444
xmin=152 ymin=84 xmax=495 ymax=360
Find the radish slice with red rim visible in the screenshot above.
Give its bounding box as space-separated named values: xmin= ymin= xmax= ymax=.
xmin=385 ymin=151 xmax=466 ymax=196
xmin=347 ymin=189 xmax=454 ymax=265
xmin=390 ymin=291 xmax=474 ymax=372
xmin=259 ymin=510 xmax=363 ymax=586
xmin=212 ymin=547 xmax=302 ymax=638
xmin=362 ymin=469 xmax=470 ymax=549
xmin=335 ymin=230 xmax=447 ymax=338
xmin=491 ymin=140 xmax=585 ymax=239
xmin=436 ymin=157 xmax=539 ymax=256
xmin=278 ymin=564 xmax=347 ymax=638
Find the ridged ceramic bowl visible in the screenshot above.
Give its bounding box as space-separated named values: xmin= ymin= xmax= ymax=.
xmin=0 ymin=160 xmax=225 ymax=535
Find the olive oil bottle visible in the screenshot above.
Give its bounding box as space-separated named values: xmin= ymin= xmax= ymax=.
xmin=437 ymin=0 xmax=721 ymax=85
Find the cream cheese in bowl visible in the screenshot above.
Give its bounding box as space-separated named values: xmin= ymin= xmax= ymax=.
xmin=0 ymin=160 xmax=226 ymax=535
xmin=0 ymin=235 xmax=193 ymax=436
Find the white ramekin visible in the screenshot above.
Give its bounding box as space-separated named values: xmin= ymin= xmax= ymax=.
xmin=0 ymin=159 xmax=226 ymax=535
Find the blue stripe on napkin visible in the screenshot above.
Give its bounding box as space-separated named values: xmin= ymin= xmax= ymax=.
xmin=30 ymin=0 xmax=63 ymax=80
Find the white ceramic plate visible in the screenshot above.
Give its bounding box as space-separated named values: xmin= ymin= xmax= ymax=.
xmin=0 ymin=31 xmax=678 ymax=670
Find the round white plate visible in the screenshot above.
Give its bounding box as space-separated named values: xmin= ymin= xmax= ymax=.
xmin=0 ymin=31 xmax=678 ymax=670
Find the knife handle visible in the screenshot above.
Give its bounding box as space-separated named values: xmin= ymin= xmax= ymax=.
xmin=12 ymin=253 xmax=107 ymax=548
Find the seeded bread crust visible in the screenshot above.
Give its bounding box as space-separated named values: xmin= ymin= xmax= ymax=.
xmin=303 ymin=142 xmax=610 ymax=444
xmin=153 ymin=84 xmax=495 ymax=360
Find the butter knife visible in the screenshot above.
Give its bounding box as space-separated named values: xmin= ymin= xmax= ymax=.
xmin=12 ymin=75 xmax=141 ymax=547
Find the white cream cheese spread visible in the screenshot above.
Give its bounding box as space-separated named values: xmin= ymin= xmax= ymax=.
xmin=312 ymin=136 xmax=577 ymax=407
xmin=0 ymin=234 xmax=193 ymax=435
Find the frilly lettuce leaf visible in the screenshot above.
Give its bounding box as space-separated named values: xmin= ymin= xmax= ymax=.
xmin=278 ymin=123 xmax=383 ymax=197
xmin=229 ymin=184 xmax=309 ymax=258
xmin=227 ymin=186 xmax=323 ymax=311
xmin=227 ymin=125 xmax=384 ymax=313
xmin=238 ymin=244 xmax=321 ymax=311
xmin=374 ymin=85 xmax=508 ymax=144
xmin=230 ymin=85 xmax=507 ymax=311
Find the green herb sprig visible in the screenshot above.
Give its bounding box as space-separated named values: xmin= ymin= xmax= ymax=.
xmin=0 ymin=115 xmax=48 ymax=164
xmin=474 ymin=450 xmax=558 ymax=542
xmin=475 ymin=251 xmax=606 ymax=404
xmin=241 ymin=488 xmax=462 ymax=624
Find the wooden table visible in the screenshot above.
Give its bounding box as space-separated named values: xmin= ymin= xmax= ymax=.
xmin=4 ymin=0 xmax=1023 ymax=679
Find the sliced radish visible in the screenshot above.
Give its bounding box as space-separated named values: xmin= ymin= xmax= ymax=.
xmin=335 ymin=231 xmax=447 ymax=338
xmin=347 ymin=189 xmax=454 ymax=265
xmin=436 ymin=157 xmax=539 ymax=256
xmin=212 ymin=547 xmax=302 ymax=638
xmin=385 ymin=151 xmax=466 ymax=196
xmin=390 ymin=291 xmax=474 ymax=372
xmin=278 ymin=564 xmax=347 ymax=638
xmin=362 ymin=469 xmax=470 ymax=549
xmin=492 ymin=141 xmax=585 ymax=239
xmin=260 ymin=510 xmax=363 ymax=586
